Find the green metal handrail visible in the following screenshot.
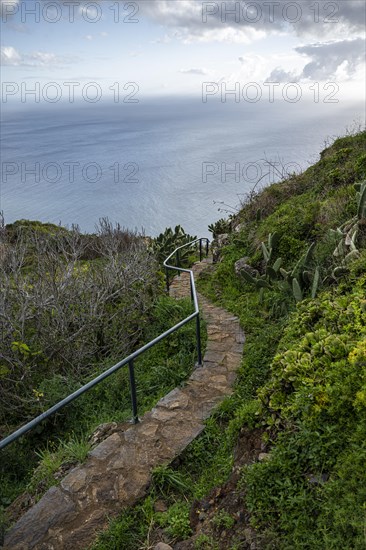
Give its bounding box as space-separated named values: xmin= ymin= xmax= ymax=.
xmin=0 ymin=238 xmax=209 ymax=450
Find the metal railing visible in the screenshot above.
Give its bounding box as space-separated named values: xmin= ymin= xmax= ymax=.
xmin=0 ymin=238 xmax=209 ymax=451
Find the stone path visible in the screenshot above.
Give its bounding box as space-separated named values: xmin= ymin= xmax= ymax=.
xmin=4 ymin=259 xmax=244 ymax=550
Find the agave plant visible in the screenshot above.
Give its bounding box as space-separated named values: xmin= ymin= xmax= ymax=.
xmin=330 ymin=180 xmax=366 ymax=266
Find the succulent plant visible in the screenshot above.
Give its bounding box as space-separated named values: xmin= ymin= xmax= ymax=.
xmin=261 ymin=232 xmax=279 ymax=264
xmin=152 ymin=225 xmax=196 ymax=265
xmin=311 ymin=267 xmax=320 ymax=299
xmin=292 ymin=278 xmax=303 ymax=303
xmin=242 ymin=235 xmax=323 ymax=304
xmin=240 ymin=268 xmax=272 ymax=289
xmin=355 ymin=180 xmax=366 ymax=220
xmin=208 ymin=218 xmax=231 ymax=238
xmin=332 ymin=266 xmax=349 ymax=279
xmin=331 ymin=180 xmax=366 ymax=263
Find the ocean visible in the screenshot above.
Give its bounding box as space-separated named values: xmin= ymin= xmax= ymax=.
xmin=1 ymin=96 xmax=364 ymax=237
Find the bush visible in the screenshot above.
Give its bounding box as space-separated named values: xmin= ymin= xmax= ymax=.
xmin=243 ymin=277 xmax=366 ymax=547
xmin=0 ymin=219 xmax=160 ymax=432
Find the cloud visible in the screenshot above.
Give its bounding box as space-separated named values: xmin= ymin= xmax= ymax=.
xmin=152 ymin=34 xmax=172 ymax=44
xmin=221 ymin=53 xmax=268 ymax=82
xmin=265 ymin=38 xmax=365 ymax=82
xmin=1 ymin=45 xmax=21 ymax=65
xmin=83 ymin=31 xmax=108 ymax=41
xmin=266 ymin=67 xmax=300 ymax=83
xmin=1 ymin=46 xmax=79 ymax=67
xmin=180 ymin=67 xmax=208 ymax=75
xmin=137 ymin=0 xmax=365 ymax=43
xmin=295 ymin=38 xmax=365 ymax=80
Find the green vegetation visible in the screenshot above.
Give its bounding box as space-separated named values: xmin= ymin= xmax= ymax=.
xmin=0 ymin=219 xmax=205 ymax=526
xmin=241 ymin=261 xmax=366 ymax=547
xmin=152 ymin=224 xmax=197 ymax=265
xmin=91 ymin=128 xmax=366 ymax=549
xmin=156 ymin=500 xmax=192 ymax=540
xmin=3 ymin=129 xmax=366 ymax=549
xmin=208 ymin=217 xmax=232 ymax=238
xmin=211 ymin=509 xmax=235 ymax=530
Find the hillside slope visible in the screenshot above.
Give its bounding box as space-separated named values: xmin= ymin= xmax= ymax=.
xmin=91 ymin=129 xmax=366 ymax=550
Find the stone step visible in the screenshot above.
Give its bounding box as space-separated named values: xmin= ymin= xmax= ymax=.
xmin=3 ymin=258 xmax=245 ymax=550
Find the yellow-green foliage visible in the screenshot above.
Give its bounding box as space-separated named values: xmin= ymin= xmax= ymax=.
xmin=243 ymin=272 xmax=366 ymax=547
xmin=200 ymin=130 xmax=366 ymax=548
xmin=71 ymin=131 xmax=366 ymax=550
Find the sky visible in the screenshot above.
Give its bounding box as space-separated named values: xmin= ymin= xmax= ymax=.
xmin=1 ymin=0 xmax=365 ymax=104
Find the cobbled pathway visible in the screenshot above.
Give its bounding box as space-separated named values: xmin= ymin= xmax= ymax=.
xmin=4 ymin=258 xmax=244 ymax=550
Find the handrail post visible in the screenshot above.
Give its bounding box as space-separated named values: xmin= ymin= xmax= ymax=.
xmin=128 ymin=359 xmax=139 ymax=423
xmin=195 ymin=314 xmax=203 ymax=367
xmin=199 ymin=239 xmax=202 ymax=262
xmin=165 ymin=267 xmax=170 ymax=293
xmin=176 ymin=250 xmax=180 ymax=277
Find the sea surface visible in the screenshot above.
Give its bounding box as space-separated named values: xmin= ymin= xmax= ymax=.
xmin=1 ymin=97 xmax=364 ymax=237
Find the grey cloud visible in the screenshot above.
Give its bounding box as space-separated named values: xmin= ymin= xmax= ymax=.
xmin=136 ymin=0 xmax=365 ymax=41
xmin=3 ymin=1 xmax=364 ymax=42
xmin=295 ymin=38 xmax=365 ymax=79
xmin=265 ymin=37 xmax=365 ymax=82
xmin=265 ymin=67 xmax=299 ymax=83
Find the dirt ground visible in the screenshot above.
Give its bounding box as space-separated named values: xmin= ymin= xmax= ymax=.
xmin=151 ymin=428 xmax=267 ymax=550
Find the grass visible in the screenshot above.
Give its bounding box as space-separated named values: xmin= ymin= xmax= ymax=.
xmin=3 ymin=129 xmax=366 ymax=548
xmin=1 ymin=294 xmax=206 ymax=524
xmin=91 ymin=129 xmax=366 ymax=549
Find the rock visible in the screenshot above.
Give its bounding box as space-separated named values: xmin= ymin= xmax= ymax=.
xmin=154 ymin=543 xmax=173 ymax=550
xmin=234 ymin=222 xmax=246 ymax=233
xmin=54 ymin=460 xmax=77 ymax=480
xmin=89 ymin=422 xmax=119 ymax=447
xmin=200 ymin=500 xmax=210 ymax=511
xmin=89 ymin=432 xmax=122 ymax=460
xmin=307 ymin=473 xmax=329 ymax=485
xmin=211 ymin=245 xmax=219 ymax=263
xmin=258 ymin=453 xmax=270 ymax=461
xmin=234 ymin=258 xmax=259 ymax=279
xmin=236 ymin=256 xmax=250 ymax=265
xmin=199 ymin=511 xmax=207 ymax=521
xmin=217 ymin=233 xmax=230 ymax=247
xmin=212 ymin=233 xmax=230 ymax=263
xmin=4 ymin=487 xmax=76 ymax=549
xmin=154 ymin=500 xmax=168 ymax=513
